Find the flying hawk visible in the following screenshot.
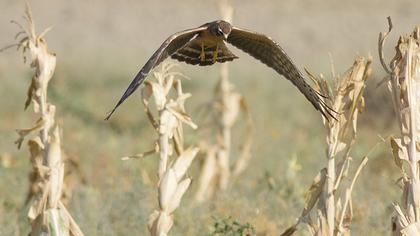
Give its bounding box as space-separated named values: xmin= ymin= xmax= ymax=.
xmin=105 ymin=20 xmax=336 ymax=120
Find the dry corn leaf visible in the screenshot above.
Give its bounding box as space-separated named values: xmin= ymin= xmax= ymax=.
xmin=173 ymin=121 xmax=185 ymax=154
xmin=391 ymin=137 xmax=409 ymax=171
xmin=159 ymin=168 xmax=178 ymax=211
xmin=28 ymin=138 xmax=43 ymax=170
xmin=280 ymin=225 xmax=298 ymax=236
xmin=151 ymin=82 xmax=167 ymax=111
xmin=148 ymin=210 xmax=160 ymax=235
xmin=163 ymin=75 xmax=174 ymax=95
xmin=58 ymin=201 xmax=84 ymax=236
xmin=302 ymin=168 xmax=327 ymax=216
xmin=195 ymin=145 xmax=217 ymax=202
xmin=15 ymin=117 xmax=45 ymax=149
xmin=47 ymin=208 xmax=68 ymax=236
xmin=172 ymin=147 xmax=199 ymax=181
xmin=156 ymin=212 xmax=173 ymax=236
xmin=401 ymin=222 xmax=420 ymax=236
xmin=174 ymin=93 xmax=192 ymax=108
xmin=25 ymin=77 xmax=36 ymax=110
xmin=166 ymin=106 xmax=197 ymax=129
xmin=411 ymin=180 xmax=420 ymax=210
xmin=47 ymin=127 xmax=64 ymax=209
xmin=167 ymin=178 xmax=191 ymax=214
xmin=159 ymin=110 xmax=178 ymax=137
xmin=142 ymin=82 xmax=153 ymax=105
xmin=335 ymin=141 xmax=347 ymax=154
xmin=28 ymin=180 xmax=50 ymax=221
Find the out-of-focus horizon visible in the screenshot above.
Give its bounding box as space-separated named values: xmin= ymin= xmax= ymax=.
xmin=1 ymin=0 xmax=419 ymax=73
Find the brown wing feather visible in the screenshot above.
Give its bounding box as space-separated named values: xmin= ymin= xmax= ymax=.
xmin=227 ymin=27 xmax=336 ymax=120
xmin=105 ymin=27 xmax=206 ymax=120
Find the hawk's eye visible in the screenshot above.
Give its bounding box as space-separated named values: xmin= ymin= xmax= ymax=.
xmin=216 ymin=28 xmax=224 ymax=36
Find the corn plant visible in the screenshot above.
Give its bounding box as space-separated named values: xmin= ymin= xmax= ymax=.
xmin=195 ymin=0 xmax=254 ymax=203
xmin=122 ymin=63 xmax=199 ymax=236
xmin=7 ymin=4 xmax=83 ymax=236
xmin=379 ymin=18 xmax=420 ymax=236
xmin=281 ymin=56 xmax=371 ymax=236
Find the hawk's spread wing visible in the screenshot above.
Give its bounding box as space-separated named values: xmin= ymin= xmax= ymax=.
xmin=105 ymin=27 xmax=207 ymax=120
xmin=227 ymin=27 xmax=336 ymax=120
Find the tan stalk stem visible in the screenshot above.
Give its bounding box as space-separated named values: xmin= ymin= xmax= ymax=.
xmin=406 ymin=39 xmax=419 ymax=220
xmin=326 ymin=138 xmax=336 ymax=236
xmin=218 ymin=68 xmax=232 ymax=189
xmin=337 ymin=156 xmax=368 ymax=235
xmin=159 ymin=110 xmax=169 ymax=179
xmin=40 ymin=91 xmax=49 ymax=161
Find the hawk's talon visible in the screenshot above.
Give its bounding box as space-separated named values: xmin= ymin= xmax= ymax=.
xmin=213 ymin=43 xmax=219 ymax=62
xmin=200 ymin=42 xmax=205 ymax=62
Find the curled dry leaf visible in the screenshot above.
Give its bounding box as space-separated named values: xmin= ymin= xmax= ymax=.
xmin=47 ymin=126 xmax=64 ymax=209
xmin=15 ymin=117 xmax=45 ymax=149
xmin=163 ymin=75 xmax=174 ymax=95
xmin=391 ymin=137 xmax=409 ymax=171
xmin=167 ymin=178 xmax=191 ymax=214
xmin=302 ymin=168 xmax=327 ymax=217
xmin=151 ymin=82 xmax=167 ymax=111
xmin=159 ymin=168 xmax=178 ymax=211
xmin=159 ymin=109 xmax=178 ymax=138
xmin=195 ymin=144 xmax=217 ymax=203
xmin=167 ymin=107 xmax=197 ymax=129
xmin=142 ymin=82 xmax=153 ymax=106
xmin=25 ymin=78 xmax=36 ymax=110
xmin=147 ymin=210 xmax=160 ymax=236
xmin=155 ymin=211 xmax=173 ymax=236
xmin=172 ymin=147 xmax=199 ymax=181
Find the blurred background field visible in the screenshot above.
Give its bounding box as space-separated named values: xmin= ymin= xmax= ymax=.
xmin=1 ymin=0 xmax=420 ymax=235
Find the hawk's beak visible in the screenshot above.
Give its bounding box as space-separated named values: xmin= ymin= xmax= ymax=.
xmin=223 ymin=33 xmax=228 ymax=40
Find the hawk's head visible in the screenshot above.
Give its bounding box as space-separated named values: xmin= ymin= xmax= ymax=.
xmin=210 ymin=20 xmax=232 ymax=40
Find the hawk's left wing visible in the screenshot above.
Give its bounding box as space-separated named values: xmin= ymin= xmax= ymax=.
xmin=105 ymin=27 xmax=206 ymax=120
xmin=227 ymin=27 xmax=336 ymax=120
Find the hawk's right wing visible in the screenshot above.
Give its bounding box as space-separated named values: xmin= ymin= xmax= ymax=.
xmin=227 ymin=27 xmax=337 ymax=120
xmin=105 ymin=27 xmax=207 ymax=120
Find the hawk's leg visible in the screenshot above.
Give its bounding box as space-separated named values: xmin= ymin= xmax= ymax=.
xmin=213 ymin=43 xmax=219 ymax=62
xmin=200 ymin=42 xmax=205 ymax=62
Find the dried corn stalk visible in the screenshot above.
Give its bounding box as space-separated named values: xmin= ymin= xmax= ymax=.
xmin=281 ymin=56 xmax=371 ymax=236
xmin=379 ymin=18 xmax=420 ymax=236
xmin=194 ymin=0 xmax=254 ymax=203
xmin=125 ymin=63 xmax=199 ymax=236
xmin=9 ymin=5 xmax=83 ymax=236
